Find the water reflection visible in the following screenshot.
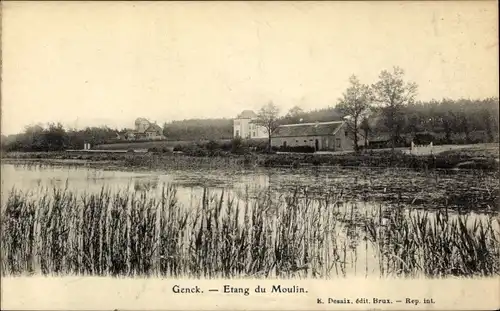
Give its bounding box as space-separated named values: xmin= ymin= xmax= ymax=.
xmin=1 ymin=162 xmax=498 ymax=212
xmin=1 ymin=162 xmax=498 ymax=278
xmin=133 ymin=176 xmax=159 ymax=192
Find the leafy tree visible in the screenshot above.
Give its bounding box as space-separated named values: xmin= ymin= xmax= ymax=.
xmin=252 ymin=101 xmax=281 ymax=151
xmin=458 ymin=111 xmax=471 ymax=143
xmin=372 ymin=66 xmax=418 ymax=151
xmin=285 ymin=106 xmax=305 ymax=123
xmin=162 ymin=122 xmax=169 ymax=138
xmin=336 ymin=75 xmax=373 ymax=152
xmin=44 ymin=123 xmax=68 ymax=151
xmin=405 ymin=112 xmax=420 ymax=136
xmin=162 ymin=118 xmax=233 ymax=141
xmin=481 ymin=106 xmax=495 ymax=143
xmin=360 ymin=116 xmax=371 ymax=148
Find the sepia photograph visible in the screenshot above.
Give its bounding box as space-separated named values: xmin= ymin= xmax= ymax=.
xmin=1 ymin=1 xmax=499 ymax=310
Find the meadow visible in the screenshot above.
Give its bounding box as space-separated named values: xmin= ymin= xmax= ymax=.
xmin=1 ymin=184 xmax=499 ymax=278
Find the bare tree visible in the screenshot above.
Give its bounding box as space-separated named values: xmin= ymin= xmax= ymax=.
xmin=252 ymin=101 xmax=281 ymax=152
xmin=372 ymin=66 xmax=418 ymax=151
xmin=337 ymin=75 xmax=373 ymax=152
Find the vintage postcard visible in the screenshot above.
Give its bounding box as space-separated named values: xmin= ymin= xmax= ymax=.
xmin=1 ymin=1 xmax=499 ymax=310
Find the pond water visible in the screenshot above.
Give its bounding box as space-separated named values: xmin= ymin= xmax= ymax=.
xmin=1 ymin=161 xmax=498 ymax=278
xmin=1 ymin=162 xmax=498 ymax=212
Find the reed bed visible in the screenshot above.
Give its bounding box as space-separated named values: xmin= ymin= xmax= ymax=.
xmin=1 ymin=185 xmax=499 ymax=278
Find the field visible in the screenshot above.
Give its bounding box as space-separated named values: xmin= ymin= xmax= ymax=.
xmin=2 ymin=184 xmax=499 ymax=278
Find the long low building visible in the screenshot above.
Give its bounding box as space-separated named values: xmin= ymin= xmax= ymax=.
xmin=271 ymin=121 xmax=360 ymax=152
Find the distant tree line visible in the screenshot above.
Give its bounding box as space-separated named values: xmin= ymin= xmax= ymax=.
xmin=272 ymin=67 xmax=499 ymax=151
xmin=162 ymin=118 xmax=233 ymax=141
xmin=400 ymin=98 xmax=499 ymax=143
xmin=1 ymin=124 xmax=118 ymax=152
xmin=279 ymin=97 xmax=499 ymax=144
xmin=2 ymin=96 xmax=497 ymax=153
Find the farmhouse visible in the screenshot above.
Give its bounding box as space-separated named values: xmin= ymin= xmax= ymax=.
xmin=367 ymin=133 xmax=392 ymax=149
xmin=368 ymin=132 xmax=415 ymax=149
xmin=233 ymin=110 xmax=268 ymax=139
xmin=121 ymin=118 xmax=165 ymax=141
xmin=271 ymin=121 xmax=360 ymax=152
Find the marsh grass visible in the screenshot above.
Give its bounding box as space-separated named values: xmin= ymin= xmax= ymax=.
xmin=1 ymin=185 xmax=499 ymax=278
xmin=4 ymin=148 xmax=499 ymax=171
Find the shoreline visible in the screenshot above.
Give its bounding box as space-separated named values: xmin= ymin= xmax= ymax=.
xmin=2 ymin=153 xmax=499 ymax=214
xmin=2 ymin=149 xmax=499 ymax=171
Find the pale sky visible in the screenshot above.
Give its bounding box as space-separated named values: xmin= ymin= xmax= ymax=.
xmin=1 ymin=1 xmax=498 ymax=135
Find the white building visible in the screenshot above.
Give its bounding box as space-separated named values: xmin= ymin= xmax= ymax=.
xmin=233 ymin=110 xmax=268 ymax=139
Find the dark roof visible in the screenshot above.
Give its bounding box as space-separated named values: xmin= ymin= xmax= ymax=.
xmin=369 ymin=132 xmax=417 ymax=142
xmin=145 ymin=123 xmax=162 ymax=133
xmin=237 ymin=110 xmax=257 ymax=119
xmin=273 ymin=121 xmax=345 ymax=138
xmin=369 ymin=133 xmax=392 ymax=142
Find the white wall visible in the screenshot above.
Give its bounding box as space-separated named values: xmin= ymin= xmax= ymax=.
xmin=402 ymin=142 xmax=434 ymax=155
xmin=270 ymin=123 xmax=357 ymax=151
xmin=233 ymin=118 xmax=268 ymax=139
xmin=136 ymin=121 xmax=150 ymax=133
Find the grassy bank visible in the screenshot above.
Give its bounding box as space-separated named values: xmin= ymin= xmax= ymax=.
xmin=2 ymin=146 xmax=499 ymax=171
xmin=1 ymin=185 xmax=499 ymax=278
xmin=93 ymin=139 xmax=230 ymax=151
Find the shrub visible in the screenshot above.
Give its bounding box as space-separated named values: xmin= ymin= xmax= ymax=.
xmin=205 ymin=140 xmax=219 ymax=151
xmin=245 ymin=139 xmax=268 ymax=153
xmin=243 ymin=154 xmax=255 ymax=165
xmin=186 ymin=145 xmax=209 ymax=157
xmin=413 ymin=133 xmax=436 ymax=145
xmin=231 ymin=137 xmax=245 ymax=154
xmin=208 ymin=149 xmax=228 ymax=157
xmin=219 ymin=141 xmax=233 ymax=152
xmin=279 ymin=145 xmax=316 ymax=153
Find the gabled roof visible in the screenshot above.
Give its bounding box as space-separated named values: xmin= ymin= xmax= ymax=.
xmin=144 ymin=123 xmax=162 ymax=133
xmin=273 ymin=121 xmax=345 ymax=138
xmin=237 ymin=110 xmax=257 ymax=119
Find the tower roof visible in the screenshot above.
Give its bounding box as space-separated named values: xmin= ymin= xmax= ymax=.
xmin=135 ymin=117 xmax=149 ymax=125
xmin=237 ymin=110 xmax=257 ymax=119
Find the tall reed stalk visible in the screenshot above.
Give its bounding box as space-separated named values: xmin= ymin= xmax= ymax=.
xmin=1 ymin=185 xmax=499 ymax=278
